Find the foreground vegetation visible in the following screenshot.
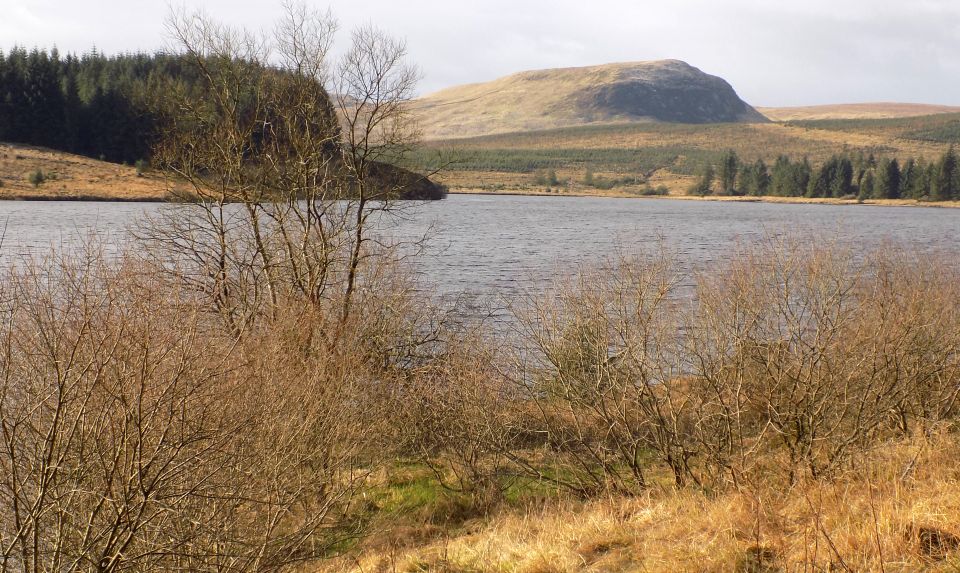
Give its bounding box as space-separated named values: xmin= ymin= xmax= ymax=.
xmin=3 ymin=231 xmax=960 ymax=572
xmin=334 ymin=435 xmax=960 ymax=572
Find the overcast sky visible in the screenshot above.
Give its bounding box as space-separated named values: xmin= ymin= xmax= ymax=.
xmin=3 ymin=0 xmax=960 ymax=106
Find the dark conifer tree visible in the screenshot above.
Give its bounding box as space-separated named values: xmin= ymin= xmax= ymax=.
xmin=874 ymin=158 xmax=901 ymax=200
xmin=770 ymin=155 xmax=793 ymax=197
xmin=717 ymin=149 xmax=739 ymax=195
xmin=859 ymin=170 xmax=875 ymax=201
xmin=830 ymin=156 xmax=854 ymax=198
xmin=753 ymin=158 xmax=770 ymax=196
xmin=933 ymin=147 xmax=958 ymax=201
xmin=807 ymin=158 xmax=834 ymax=198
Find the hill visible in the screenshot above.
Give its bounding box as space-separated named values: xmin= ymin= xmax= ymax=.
xmin=0 ymin=142 xmax=173 ymax=200
xmin=759 ymin=103 xmax=960 ymax=121
xmin=413 ymin=60 xmax=767 ymax=140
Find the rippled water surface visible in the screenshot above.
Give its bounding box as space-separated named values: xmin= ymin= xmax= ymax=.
xmin=1 ymin=195 xmax=958 ymax=296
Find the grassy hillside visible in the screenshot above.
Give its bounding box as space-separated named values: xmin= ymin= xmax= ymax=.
xmin=0 ymin=142 xmax=175 ymax=200
xmin=759 ymin=103 xmax=960 ymax=121
xmin=416 ymin=113 xmax=959 ymax=195
xmin=413 ymin=61 xmax=764 ymax=141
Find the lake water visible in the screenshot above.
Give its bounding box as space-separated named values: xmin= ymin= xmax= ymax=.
xmin=1 ymin=195 xmax=958 ymax=297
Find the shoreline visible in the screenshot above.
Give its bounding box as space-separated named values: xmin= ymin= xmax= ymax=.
xmin=0 ymin=193 xmax=169 ymax=203
xmin=449 ymin=187 xmax=960 ymax=209
xmin=0 ymin=187 xmax=956 ymax=209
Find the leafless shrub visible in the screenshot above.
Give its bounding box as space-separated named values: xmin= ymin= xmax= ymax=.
xmin=861 ymin=250 xmax=960 ymax=431
xmin=0 ymin=252 xmax=229 ymax=572
xmin=492 ymin=238 xmax=960 ymax=493
xmin=398 ymin=326 xmax=523 ymax=508
xmin=0 ymin=247 xmax=424 ymax=572
xmin=507 ymin=250 xmax=698 ymax=494
xmin=688 ymin=238 xmax=960 ymax=486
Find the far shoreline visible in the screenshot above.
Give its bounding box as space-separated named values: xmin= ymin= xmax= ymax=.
xmin=0 ymin=188 xmax=957 ymax=210
xmin=449 ymin=187 xmax=960 ymax=209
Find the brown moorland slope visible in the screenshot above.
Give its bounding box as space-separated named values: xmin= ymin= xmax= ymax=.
xmin=0 ymin=143 xmax=445 ymax=201
xmin=0 ymin=143 xmax=175 ymax=201
xmin=759 ymin=102 xmax=960 ymax=121
xmin=413 ymin=60 xmax=766 ymax=140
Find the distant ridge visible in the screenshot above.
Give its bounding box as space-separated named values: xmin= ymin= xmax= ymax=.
xmin=759 ymin=103 xmax=960 ymax=121
xmin=413 ymin=60 xmax=767 ymax=140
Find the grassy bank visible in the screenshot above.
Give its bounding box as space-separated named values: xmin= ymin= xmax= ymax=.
xmin=325 ymin=434 xmax=960 ymax=572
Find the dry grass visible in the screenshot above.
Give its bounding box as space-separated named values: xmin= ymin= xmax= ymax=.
xmin=0 ymin=142 xmax=179 ymax=200
xmin=413 ymin=63 xmax=647 ymax=140
xmin=759 ymin=103 xmax=960 ymax=121
xmin=430 ymin=122 xmax=947 ymax=160
xmin=322 ymin=433 xmax=960 ymax=573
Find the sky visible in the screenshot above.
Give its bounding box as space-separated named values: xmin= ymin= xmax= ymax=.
xmin=3 ymin=0 xmax=960 ymax=106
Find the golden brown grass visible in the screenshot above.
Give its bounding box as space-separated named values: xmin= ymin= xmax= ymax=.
xmin=321 ymin=433 xmax=960 ymax=573
xmin=759 ymin=103 xmax=960 ymax=121
xmin=0 ymin=142 xmax=177 ymax=200
xmin=413 ymin=63 xmax=648 ymax=140
xmin=425 ymin=117 xmax=946 ymax=161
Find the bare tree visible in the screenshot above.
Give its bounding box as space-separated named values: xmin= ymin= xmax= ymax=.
xmin=507 ymin=251 xmax=697 ymax=494
xmin=143 ymin=3 xmax=431 ymax=334
xmin=335 ymin=24 xmax=422 ymax=323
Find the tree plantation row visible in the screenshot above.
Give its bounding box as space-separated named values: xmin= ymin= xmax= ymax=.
xmin=689 ymin=147 xmax=960 ymax=201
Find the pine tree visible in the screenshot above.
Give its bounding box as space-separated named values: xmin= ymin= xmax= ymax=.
xmin=770 ymin=156 xmax=792 ymax=196
xmin=753 ymin=159 xmax=770 ymax=196
xmin=62 ymin=69 xmax=82 ymax=152
xmin=737 ymin=163 xmax=753 ymax=197
xmin=791 ymin=158 xmax=812 ymax=197
xmin=925 ymin=162 xmax=938 ymax=199
xmin=874 ymin=158 xmax=901 ymax=200
xmin=717 ymin=149 xmax=739 ymax=195
xmin=689 ymin=164 xmax=715 ymax=196
xmin=807 ymin=158 xmax=833 ymax=198
xmin=830 ymin=156 xmax=854 ymax=198
xmin=859 ymin=170 xmax=875 ymax=201
xmin=933 ymin=147 xmax=958 ymax=201
xmin=900 ymin=158 xmax=918 ymax=199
